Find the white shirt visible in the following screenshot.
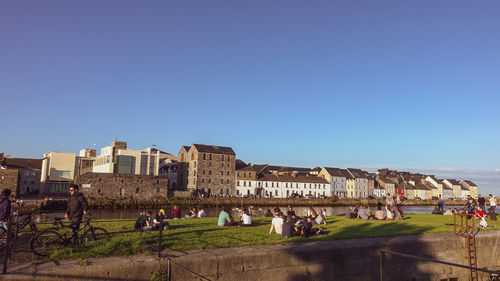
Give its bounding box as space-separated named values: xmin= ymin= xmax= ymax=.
xmin=490 ymin=197 xmax=497 ymax=207
xmin=197 ymin=209 xmax=206 ymax=218
xmin=386 ymin=208 xmax=394 ymax=219
xmin=242 ymin=214 xmax=252 ymax=225
xmin=271 ymin=217 xmax=284 ymax=234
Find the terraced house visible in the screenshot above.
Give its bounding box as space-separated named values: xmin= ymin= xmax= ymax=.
xmin=318 ymin=167 xmax=349 ymax=198
xmin=347 ymin=168 xmax=371 ymax=198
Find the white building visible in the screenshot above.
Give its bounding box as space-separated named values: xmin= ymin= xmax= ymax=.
xmin=236 ymin=174 xmax=330 ymax=198
xmin=318 ymin=167 xmax=348 ymax=198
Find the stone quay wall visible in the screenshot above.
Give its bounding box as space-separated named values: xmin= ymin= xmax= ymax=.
xmin=8 ymin=231 xmax=500 ymax=281
xmin=74 ymin=172 xmax=168 ymax=200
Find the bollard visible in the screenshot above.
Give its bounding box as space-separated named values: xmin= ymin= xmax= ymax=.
xmin=158 ymin=218 xmax=163 ymax=259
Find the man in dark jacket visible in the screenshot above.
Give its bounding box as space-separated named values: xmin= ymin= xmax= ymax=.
xmin=64 ymin=184 xmax=88 ymax=246
xmin=0 ymin=189 xmax=12 ymax=222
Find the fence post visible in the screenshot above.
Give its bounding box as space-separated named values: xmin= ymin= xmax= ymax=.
xmin=167 ymin=258 xmax=172 ymax=281
xmin=158 ymin=218 xmax=163 ymax=259
xmin=2 ymin=214 xmax=13 ymax=274
xmin=379 ymin=250 xmax=385 ymax=281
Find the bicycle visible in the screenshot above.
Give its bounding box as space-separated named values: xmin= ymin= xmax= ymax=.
xmin=30 ymin=217 xmax=109 ymax=257
xmin=0 ymin=213 xmax=39 ymax=252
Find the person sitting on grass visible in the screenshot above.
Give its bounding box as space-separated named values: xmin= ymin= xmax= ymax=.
xmin=282 ymin=215 xmax=298 ymax=238
xmin=197 ymin=208 xmax=206 ymax=218
xmin=172 ymin=205 xmax=181 ymax=220
xmin=432 ymin=205 xmax=443 ymax=214
xmin=218 ymin=207 xmax=236 ymax=226
xmin=298 ymin=216 xmax=324 ymax=237
xmin=386 ymin=206 xmax=394 ymax=220
xmin=357 ymin=206 xmax=370 ymax=220
xmin=269 ymin=211 xmax=284 ymax=234
xmin=443 ymin=208 xmax=453 ymax=215
xmin=475 ymin=207 xmax=488 ymax=228
xmin=487 ymin=207 xmax=497 ymax=221
xmin=185 ymin=208 xmax=196 ymax=219
xmin=313 ymin=209 xmax=327 ymax=225
xmin=141 ymin=210 xmax=155 ymax=231
xmin=345 ymin=207 xmax=357 ymax=219
xmin=239 ymin=209 xmax=252 ymax=227
xmin=264 ymin=209 xmax=273 ymax=217
xmin=134 ymin=211 xmax=150 ymax=231
xmin=374 ymin=206 xmax=386 ymax=220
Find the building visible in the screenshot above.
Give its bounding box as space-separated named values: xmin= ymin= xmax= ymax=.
xmin=460 ymin=180 xmax=478 ymax=198
xmin=236 ymin=165 xmax=263 ymax=197
xmin=40 ymin=151 xmax=77 ymax=195
xmin=346 ymin=168 xmax=370 ymax=198
xmin=443 ymin=179 xmax=462 ymax=199
xmin=376 ymin=176 xmax=396 ymax=197
xmin=0 ymin=156 xmax=42 ymax=196
xmin=236 ymin=174 xmax=330 ymax=198
xmin=318 ymin=167 xmax=349 ymax=198
xmin=93 ymin=141 xmax=176 ymax=176
xmin=425 ymin=176 xmax=444 ymax=199
xmin=177 ymin=144 xmax=236 ymax=195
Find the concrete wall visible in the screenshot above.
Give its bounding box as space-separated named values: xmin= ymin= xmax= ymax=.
xmin=9 ymin=231 xmax=500 ymax=281
xmin=74 ymin=172 xmax=168 ymax=199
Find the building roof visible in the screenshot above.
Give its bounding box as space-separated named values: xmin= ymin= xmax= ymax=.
xmin=405 ymin=183 xmax=416 ymax=190
xmin=182 ymin=146 xmax=191 ymax=152
xmin=323 ymin=167 xmax=350 ymax=178
xmin=192 ymin=144 xmax=235 ymax=155
xmin=266 ymin=165 xmax=312 ymax=173
xmin=425 ymin=183 xmax=437 ymax=190
xmin=446 ymin=179 xmax=461 ymax=185
xmin=443 ymin=185 xmax=453 ymax=190
xmin=462 ymin=180 xmax=476 ymax=187
xmin=461 ymin=185 xmax=470 ymax=191
xmin=347 ymin=168 xmax=370 ymax=179
xmin=415 ymin=183 xmax=430 ymax=190
xmin=3 ymin=158 xmax=42 ymax=169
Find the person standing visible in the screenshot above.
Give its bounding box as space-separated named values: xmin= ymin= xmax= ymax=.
xmin=0 ymin=189 xmax=12 ymax=229
xmin=477 ymin=194 xmax=486 ymax=211
xmin=386 ymin=193 xmax=394 ymax=207
xmin=465 ymin=195 xmax=477 ymax=214
xmin=489 ymin=194 xmax=497 ymax=212
xmin=64 ymin=184 xmax=88 ymax=247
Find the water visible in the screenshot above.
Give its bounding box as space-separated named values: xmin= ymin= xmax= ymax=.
xmin=32 ymin=205 xmax=499 ymax=221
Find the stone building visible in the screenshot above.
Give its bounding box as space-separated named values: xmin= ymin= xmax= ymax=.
xmin=1 ymin=155 xmax=42 ymax=196
xmin=75 ymin=173 xmax=168 ymax=199
xmin=0 ymin=169 xmax=19 ymax=196
xmin=176 ymin=144 xmax=236 ymax=196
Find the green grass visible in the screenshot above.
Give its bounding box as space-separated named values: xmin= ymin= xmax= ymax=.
xmin=34 ymin=214 xmax=500 ymax=261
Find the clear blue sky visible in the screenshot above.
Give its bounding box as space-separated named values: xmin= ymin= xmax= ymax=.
xmin=1 ymin=1 xmax=499 ymax=195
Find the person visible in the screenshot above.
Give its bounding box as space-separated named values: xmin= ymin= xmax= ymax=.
xmin=475 ymin=207 xmax=488 ymax=228
xmin=185 ymin=208 xmax=196 ymax=218
xmin=386 ymin=206 xmax=394 ymax=220
xmin=197 ymin=208 xmax=206 ymax=218
xmin=478 ymin=194 xmax=486 ymax=211
xmin=438 ymin=201 xmax=445 ymax=213
xmin=314 ymin=209 xmax=327 ymax=225
xmin=374 ymin=206 xmax=386 ymax=220
xmin=218 ymin=207 xmax=235 ymax=226
xmin=64 ymin=184 xmax=88 ymax=247
xmin=394 ymin=207 xmax=403 ymax=220
xmin=443 ymin=208 xmax=453 ymax=215
xmin=269 ymin=211 xmax=284 ymax=234
xmin=299 ymin=216 xmax=313 ymax=237
xmin=386 ymin=193 xmax=394 ymax=207
xmin=239 ymin=209 xmax=252 ymax=227
xmin=466 ymin=195 xmax=477 ymax=214
xmin=395 ymin=194 xmax=402 ymax=206
xmin=282 ymin=215 xmax=298 ymax=238
xmin=0 ymin=189 xmax=12 ymax=232
xmin=322 ymin=209 xmax=328 ymax=217
xmin=345 ymin=207 xmax=357 ymax=219
xmin=153 ymin=209 xmax=167 ymax=229
xmin=141 ymin=210 xmax=155 ymax=231
xmin=432 ymin=205 xmax=443 ymax=214
xmin=172 ymin=205 xmax=181 ymax=219
xmin=264 ymin=209 xmax=273 ymax=217
xmin=489 ymin=194 xmax=497 ymax=213
xmin=134 ymin=211 xmax=150 ymax=231
xmin=357 ymin=206 xmax=370 ymax=220
xmin=487 ymin=207 xmax=497 ymax=221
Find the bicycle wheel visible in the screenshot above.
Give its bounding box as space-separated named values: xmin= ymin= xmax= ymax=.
xmin=82 ymin=227 xmax=109 ymax=247
xmin=0 ymin=226 xmax=6 ymax=250
xmin=30 ymin=230 xmax=63 ymax=256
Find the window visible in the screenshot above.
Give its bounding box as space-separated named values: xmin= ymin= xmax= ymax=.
xmin=265 ymin=182 xmax=268 ymax=187
xmin=275 ymin=190 xmax=278 ymax=196
xmin=157 ymin=188 xmax=160 ymax=193
xmin=191 ymin=154 xmax=194 ymax=160
xmin=227 ymin=163 xmax=229 ymax=167
xmin=237 ymin=181 xmax=240 ymax=186
xmin=227 ymin=171 xmax=230 ymax=176
xmin=221 ymin=171 xmax=224 ymax=176
xmin=222 ymin=163 xmax=224 ymax=167
xmin=237 ymin=172 xmax=239 ymax=177
xmin=136 ymin=188 xmax=140 ymax=194
xmin=202 ymin=178 xmax=205 ymax=183
xmin=221 ymin=179 xmax=224 ymax=184
xmin=244 ymin=173 xmax=246 ymax=177
xmin=208 ymin=179 xmax=211 ymax=183
xmin=243 ymin=181 xmax=246 ymax=187
xmin=194 ymin=161 xmax=196 ymax=167
xmin=247 ymin=190 xmax=250 ymax=195
xmin=249 ymin=172 xmax=252 ymax=177
xmin=203 ymin=170 xmax=206 ymax=175
xmin=226 ymin=179 xmax=229 ymax=184
xmin=249 ymin=182 xmax=252 ymax=187
xmin=209 ymin=170 xmax=212 ymax=175
xmin=209 ymin=162 xmax=212 ymax=166
xmin=236 ymin=190 xmax=240 ymax=195
xmin=209 ymin=154 xmax=212 ymax=160
xmin=203 ymin=153 xmax=206 ymax=160
xmin=222 ymin=155 xmax=224 ymax=161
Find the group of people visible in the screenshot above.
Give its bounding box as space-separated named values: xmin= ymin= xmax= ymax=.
xmin=345 ymin=203 xmax=403 ymax=221
xmin=134 ymin=205 xmax=207 ymax=231
xmin=465 ymin=194 xmax=497 ymax=228
xmin=217 ymin=207 xmax=253 ymax=227
xmin=268 ymin=207 xmax=326 ymax=238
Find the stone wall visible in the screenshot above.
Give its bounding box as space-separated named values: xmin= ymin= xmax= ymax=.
xmin=74 ymin=173 xmax=168 ymax=199
xmin=9 ymin=231 xmax=500 ymax=281
xmin=0 ymin=169 xmax=18 ymax=196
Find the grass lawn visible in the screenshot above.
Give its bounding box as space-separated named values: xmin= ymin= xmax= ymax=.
xmin=31 ymin=213 xmax=500 ymax=261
